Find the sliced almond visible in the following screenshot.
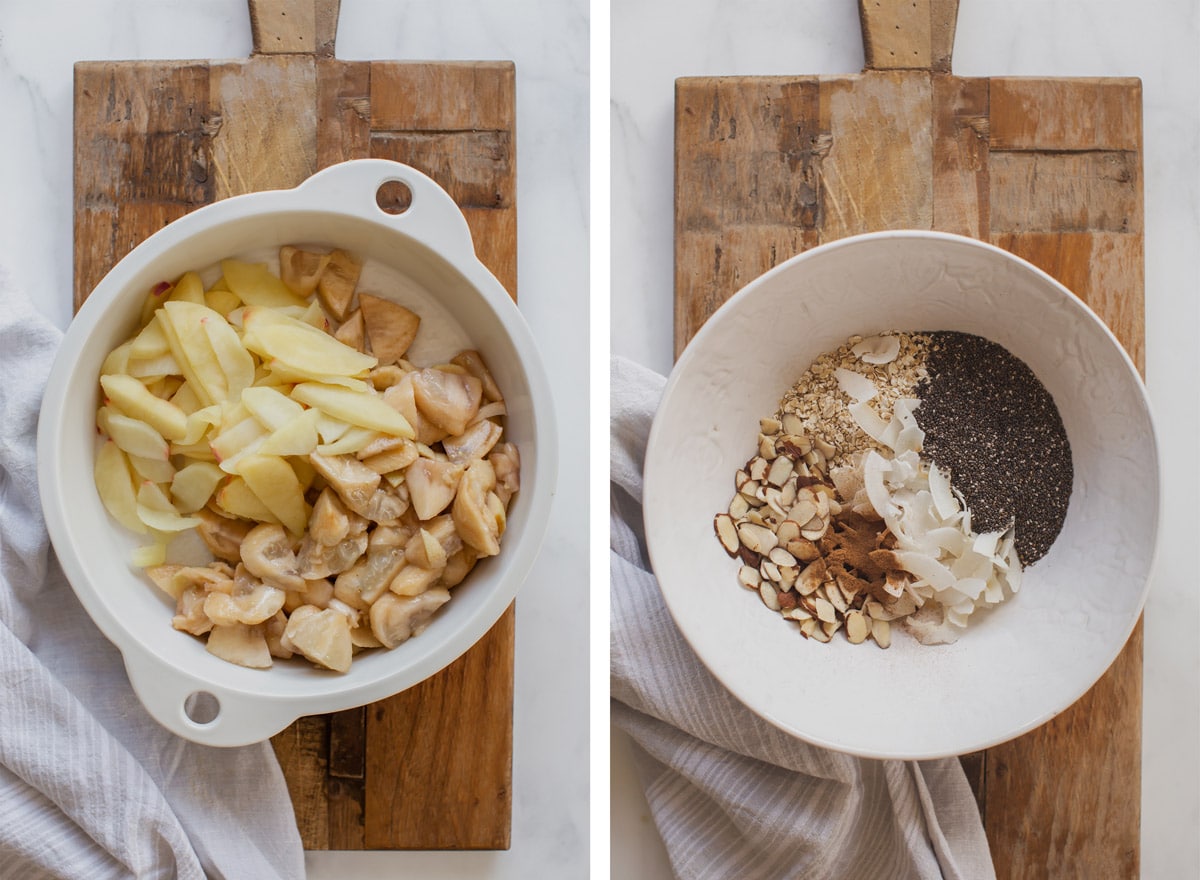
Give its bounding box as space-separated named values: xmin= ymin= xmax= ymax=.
xmin=728 ymin=494 xmax=751 ymax=520
xmin=809 ymin=622 xmax=831 ymax=642
xmin=822 ymin=619 xmax=842 ymax=637
xmin=766 ymin=455 xmax=792 ymax=487
xmin=739 ymin=480 xmax=762 ymax=503
xmin=758 ymin=435 xmax=778 ymax=460
xmin=787 ymin=538 xmax=820 ymax=562
xmin=714 ymin=514 xmax=739 ymax=556
xmin=871 ymin=617 xmax=892 ymax=648
xmin=825 ymin=584 xmax=848 ymax=615
xmin=789 ymin=499 xmax=818 ymax=525
xmin=776 ymin=520 xmax=801 ymax=545
xmin=797 ymin=558 xmax=827 ymax=596
xmin=760 ymin=417 xmax=781 ymax=435
xmin=768 ymin=547 xmax=796 ymax=567
xmin=781 ymin=413 xmax=805 ymax=436
xmin=736 ymin=522 xmax=778 ymax=555
xmin=748 ymin=457 xmax=769 ymax=481
xmin=800 ymin=517 xmax=828 ymax=541
xmin=814 ymin=596 xmax=837 ymax=623
xmin=760 ymin=560 xmax=781 ymax=583
xmin=759 ymin=582 xmax=781 ymax=612
xmin=737 ymin=565 xmax=761 ymax=590
xmin=846 ymin=610 xmax=869 ymax=644
xmin=783 ymin=606 xmax=812 ymax=621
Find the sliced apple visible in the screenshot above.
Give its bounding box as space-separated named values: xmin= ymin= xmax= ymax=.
xmin=238 ymin=454 xmax=309 ymax=535
xmin=168 ymin=271 xmax=205 ymax=304
xmin=203 ymin=312 xmax=255 ymax=401
xmin=101 ymin=340 xmax=134 ymax=377
xmin=381 ymin=372 xmax=446 ymax=445
xmin=291 ymin=382 xmax=414 ymax=438
xmin=136 ymin=481 xmax=202 ymax=532
xmin=279 ymin=246 xmax=331 ymax=296
xmin=258 ymin=407 xmax=321 ymax=457
xmin=359 ymin=294 xmax=420 ymax=364
xmin=242 ymin=385 xmax=305 ymax=431
xmin=406 ymin=458 xmax=465 ymax=520
xmin=171 ymin=381 xmax=201 ymax=415
xmin=126 ymin=353 xmax=182 ymax=380
xmin=315 ymin=425 xmax=380 ymax=456
xmin=315 ymin=249 xmax=361 ymax=320
xmin=216 ymin=476 xmax=280 ymax=524
xmin=94 ymin=440 xmax=147 ymax=534
xmin=211 ymin=416 xmax=268 ymax=473
xmin=204 ymin=286 xmax=242 ymax=317
xmin=160 ymin=301 xmax=230 ymax=405
xmin=170 ymin=461 xmax=226 ymax=513
xmin=98 ymin=407 xmax=170 ymax=461
xmin=178 ymin=404 xmax=223 ymax=445
xmin=221 ymin=259 xmax=309 ymax=309
xmin=130 ymin=314 xmax=171 ymax=360
xmin=333 ymin=309 xmax=365 ymax=352
xmin=100 ymin=373 xmax=188 ymax=441
xmin=259 ymin=324 xmax=376 ymax=379
xmin=128 ymin=453 xmax=176 ymax=484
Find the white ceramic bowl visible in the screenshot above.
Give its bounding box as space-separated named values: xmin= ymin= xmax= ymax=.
xmin=644 ymin=230 xmax=1159 ymax=759
xmin=38 ymin=159 xmax=556 ymax=746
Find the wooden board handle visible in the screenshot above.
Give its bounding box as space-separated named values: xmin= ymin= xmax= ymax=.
xmin=249 ymin=0 xmax=340 ymax=56
xmin=859 ymin=0 xmax=958 ymax=72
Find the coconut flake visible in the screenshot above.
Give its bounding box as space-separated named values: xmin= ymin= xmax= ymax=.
xmin=849 ymin=401 xmax=890 ymax=445
xmin=851 ymin=334 xmax=901 ymax=364
xmin=891 ymin=550 xmax=957 ymax=591
xmin=894 ymin=424 xmax=925 ymax=455
xmin=928 ymin=464 xmax=959 ymax=521
xmin=834 ymin=367 xmax=878 ymax=403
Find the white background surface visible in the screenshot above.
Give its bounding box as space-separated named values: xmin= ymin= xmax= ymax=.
xmin=0 ymin=0 xmax=588 ymax=877
xmin=610 ymin=0 xmax=1199 ymax=878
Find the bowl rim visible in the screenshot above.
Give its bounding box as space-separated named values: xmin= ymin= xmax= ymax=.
xmin=37 ymin=159 xmax=558 ymax=746
xmin=643 ymin=228 xmax=1162 ymax=759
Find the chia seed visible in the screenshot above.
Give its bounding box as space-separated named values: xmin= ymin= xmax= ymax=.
xmin=915 ymin=332 xmax=1072 ymax=564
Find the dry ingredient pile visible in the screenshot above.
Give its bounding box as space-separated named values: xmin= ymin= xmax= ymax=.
xmin=714 ymin=331 xmax=1072 ymax=648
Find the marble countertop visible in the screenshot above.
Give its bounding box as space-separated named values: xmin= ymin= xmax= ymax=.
xmin=611 ymin=0 xmax=1199 ymax=877
xmin=0 ymin=1 xmax=588 ymax=877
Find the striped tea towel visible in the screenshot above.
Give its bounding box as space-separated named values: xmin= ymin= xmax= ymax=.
xmin=0 ymin=270 xmax=305 ymax=880
xmin=610 ymin=355 xmax=995 ymax=880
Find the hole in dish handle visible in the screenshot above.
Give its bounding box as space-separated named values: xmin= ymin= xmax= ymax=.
xmin=123 ymin=655 xmax=299 ymax=748
xmin=295 ymin=159 xmax=479 ymax=266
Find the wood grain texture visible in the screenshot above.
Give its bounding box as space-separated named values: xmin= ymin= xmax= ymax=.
xmin=675 ymin=58 xmax=1144 ymax=878
xmin=249 ymin=0 xmax=339 ymax=56
xmin=73 ymin=18 xmax=517 ymax=851
xmin=365 ymin=606 xmax=516 ymax=849
xmin=859 ymin=0 xmax=959 ymax=72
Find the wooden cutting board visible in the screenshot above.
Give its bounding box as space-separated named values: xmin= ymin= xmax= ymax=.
xmin=73 ymin=0 xmax=515 ymax=851
xmin=675 ymin=1 xmax=1143 ymax=876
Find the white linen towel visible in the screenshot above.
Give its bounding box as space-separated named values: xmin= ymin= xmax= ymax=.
xmin=0 ymin=271 xmax=305 ymax=880
xmin=610 ymin=355 xmax=996 ymax=880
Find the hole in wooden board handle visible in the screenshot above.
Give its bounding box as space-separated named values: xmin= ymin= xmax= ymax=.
xmin=248 ymin=0 xmax=341 ymax=57
xmin=858 ymin=0 xmax=958 ymax=73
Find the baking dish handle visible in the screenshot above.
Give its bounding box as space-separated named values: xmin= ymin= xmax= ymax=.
xmin=290 ymin=159 xmax=480 ymax=268
xmin=124 ymin=646 xmax=303 ymax=747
